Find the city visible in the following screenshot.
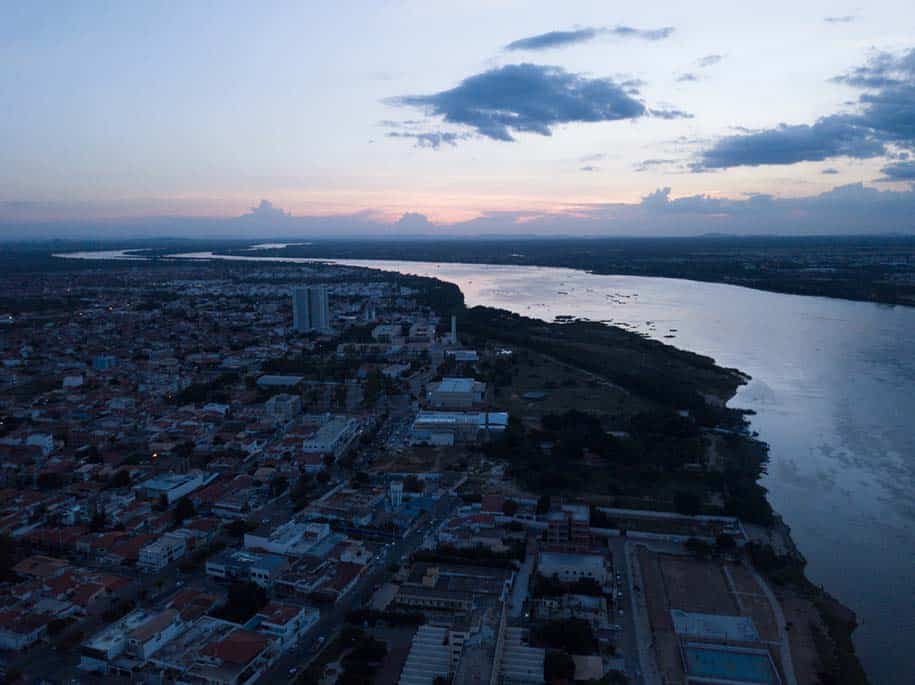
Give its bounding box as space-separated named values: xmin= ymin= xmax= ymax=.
xmin=3 ymin=3 xmax=914 ymax=682
xmin=0 ymin=255 xmax=850 ymax=685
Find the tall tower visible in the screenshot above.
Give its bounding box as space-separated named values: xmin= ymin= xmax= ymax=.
xmin=292 ymin=286 xmax=330 ymax=332
xmin=390 ymin=480 xmax=404 ymax=508
xmin=450 ymin=315 xmax=457 ymax=344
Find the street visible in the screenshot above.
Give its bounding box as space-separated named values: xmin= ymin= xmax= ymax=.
xmin=260 ymin=493 xmax=459 ymax=683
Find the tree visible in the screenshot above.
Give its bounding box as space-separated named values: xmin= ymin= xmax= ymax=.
xmin=404 ymin=475 xmax=423 ymax=493
xmin=536 ymin=495 xmax=551 ymax=516
xmin=89 ymin=510 xmax=107 ymax=532
xmin=502 ymin=499 xmax=519 ymax=516
xmin=0 ymin=534 xmax=14 ymax=582
xmin=269 ymin=475 xmax=289 ymax=498
xmin=172 ymin=497 xmax=195 ymax=526
xmin=544 ymin=650 xmax=575 ymax=683
xmin=37 ymin=472 xmax=63 ymax=490
xmin=216 ymin=582 xmax=267 ymax=623
xmin=226 ymin=520 xmax=247 ymax=538
xmin=531 ymin=619 xmax=597 ymax=655
xmin=363 ymin=370 xmax=382 ymax=407
xmin=674 ymin=491 xmax=701 ymax=516
xmin=685 ymin=537 xmax=713 ymax=558
xmin=334 ymin=384 xmax=347 ymax=410
xmin=108 ymin=469 xmax=131 ymax=489
xmin=316 ymin=470 xmax=330 ymax=485
xmin=715 ymin=533 xmax=737 ymax=552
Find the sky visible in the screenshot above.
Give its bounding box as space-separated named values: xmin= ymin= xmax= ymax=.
xmin=2 ymin=0 xmax=915 ymax=238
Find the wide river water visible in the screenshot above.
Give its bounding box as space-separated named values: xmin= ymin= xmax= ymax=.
xmin=61 ymin=251 xmax=915 ymax=682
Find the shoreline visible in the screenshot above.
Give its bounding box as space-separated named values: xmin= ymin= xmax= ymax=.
xmin=459 ymin=297 xmax=868 ymax=684
xmin=212 ymin=238 xmax=915 ymax=309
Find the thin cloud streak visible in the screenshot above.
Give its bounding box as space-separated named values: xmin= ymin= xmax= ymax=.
xmin=505 ymin=25 xmax=674 ymax=51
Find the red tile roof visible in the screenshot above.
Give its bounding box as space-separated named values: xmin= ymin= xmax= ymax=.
xmin=202 ymin=629 xmax=269 ymax=665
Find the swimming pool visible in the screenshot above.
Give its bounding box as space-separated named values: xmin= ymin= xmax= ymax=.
xmin=682 ymin=643 xmax=779 ymax=684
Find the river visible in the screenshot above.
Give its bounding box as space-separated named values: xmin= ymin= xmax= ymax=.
xmin=59 ymin=251 xmax=915 ymax=683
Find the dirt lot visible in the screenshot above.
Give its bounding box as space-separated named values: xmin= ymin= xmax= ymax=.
xmin=660 ymin=556 xmax=739 ymax=615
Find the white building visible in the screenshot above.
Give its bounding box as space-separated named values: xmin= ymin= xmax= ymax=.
xmin=79 ymin=608 xmax=185 ymax=673
xmin=301 ymin=416 xmax=360 ymax=458
xmin=265 ymin=393 xmax=302 ymax=422
xmin=445 ymin=349 xmax=479 ymax=363
xmin=389 ymin=480 xmax=404 ymax=508
xmin=293 ymin=286 xmax=330 ymax=333
xmin=371 ymin=323 xmax=402 ymax=342
xmin=135 ymin=471 xmax=217 ymax=505
xmin=26 ymin=433 xmax=55 ymax=457
xmin=244 ymin=521 xmax=330 ymax=557
xmin=428 ymin=377 xmax=486 ymax=410
xmin=537 ymin=552 xmax=607 ymax=585
xmin=410 ymin=411 xmax=508 ymax=446
xmin=255 ymin=603 xmax=319 ymax=647
xmin=138 ymin=532 xmax=189 ymax=572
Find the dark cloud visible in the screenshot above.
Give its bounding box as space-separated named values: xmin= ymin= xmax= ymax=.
xmin=385 ymin=131 xmax=470 ymax=149
xmin=389 ymin=63 xmax=652 ymax=142
xmin=649 ymin=107 xmax=693 ymax=120
xmin=676 ymin=73 xmax=700 ymax=83
xmin=824 ymin=15 xmax=856 ymax=23
xmin=609 ymin=25 xmax=675 ymax=41
xmin=697 ymin=117 xmax=886 ymax=169
xmin=879 ymin=160 xmax=915 ymax=180
xmin=697 ymin=54 xmax=724 ymax=68
xmin=579 ymin=165 xmax=599 ymax=172
xmin=579 ymin=152 xmax=606 ymax=163
xmin=822 ymin=167 xmax=840 ymax=174
xmin=633 ymin=158 xmax=678 ymax=172
xmin=831 ymin=51 xmax=914 ymax=88
xmin=697 ymin=49 xmax=915 ymax=170
xmin=505 ymin=28 xmax=599 ymax=51
xmin=505 ymin=25 xmax=673 ymax=51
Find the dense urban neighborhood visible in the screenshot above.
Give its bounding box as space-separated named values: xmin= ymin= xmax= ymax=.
xmin=0 ymin=253 xmax=865 ymax=685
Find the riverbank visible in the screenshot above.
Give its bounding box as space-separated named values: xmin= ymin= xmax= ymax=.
xmin=448 ymin=297 xmax=868 ymax=684
xmin=218 ymin=235 xmax=915 ymax=307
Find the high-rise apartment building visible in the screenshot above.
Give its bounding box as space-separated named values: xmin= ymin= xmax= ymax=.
xmin=292 ymin=286 xmax=330 ymax=332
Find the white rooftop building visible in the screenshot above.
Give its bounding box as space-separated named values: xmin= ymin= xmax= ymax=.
xmin=138 ymin=532 xmax=189 ymax=572
xmin=537 ymin=551 xmax=608 ymax=585
xmin=428 ymin=377 xmax=486 ymax=410
xmin=399 ymin=625 xmax=453 ymax=685
xmin=135 ymin=471 xmax=217 ymax=505
xmin=410 ymin=411 xmax=508 ymax=446
xmin=265 ymin=393 xmax=302 ymax=422
xmin=244 ymin=521 xmax=330 ymax=557
xmin=301 ymin=416 xmax=360 ymax=458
